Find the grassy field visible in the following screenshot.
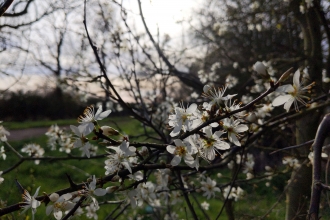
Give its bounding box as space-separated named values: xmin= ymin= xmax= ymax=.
xmin=0 ymin=117 xmax=291 ymax=219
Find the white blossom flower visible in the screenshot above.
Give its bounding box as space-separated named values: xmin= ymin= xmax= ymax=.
xmin=136 ymin=182 xmax=156 ymax=205
xmin=0 ymin=171 xmax=3 ymax=184
xmin=84 ymin=175 xmax=107 ymax=207
xmin=105 ymin=141 xmax=136 ymax=175
xmin=305 ymin=0 xmax=313 ymax=8
xmin=86 ymin=176 xmax=107 ymax=197
xmin=0 ymin=146 xmax=6 ymax=160
xmin=85 ymin=203 xmax=99 ymax=220
xmin=240 ymin=154 xmax=255 ymax=175
xmin=21 ymin=186 xmax=41 ymax=220
xmin=308 ymin=152 xmax=328 ymax=165
xmin=21 ymin=144 xmax=45 ymax=165
xmin=170 ymin=190 xmax=183 ymax=205
xmin=200 ymin=127 xmax=230 ymax=161
xmin=252 ymin=61 xmax=268 ymax=76
xmin=46 ymin=193 xmax=75 ymax=220
xmin=78 ymin=105 xmax=112 ymax=134
xmin=194 ymin=107 xmax=218 ymax=128
xmin=250 ymin=1 xmax=260 ymax=10
xmin=127 ymin=189 xmax=138 ymax=208
xmin=168 ymin=103 xmax=198 ymax=137
xmin=164 ymin=212 xmax=179 ymax=220
xmin=322 ymin=69 xmax=330 ymax=83
xmin=246 ymin=172 xmax=254 ymax=180
xmin=222 ymin=186 xmax=244 ymax=201
xmin=224 ymin=99 xmax=245 ymax=118
xmin=201 ymin=201 xmax=210 ymax=210
xmin=200 ymin=177 xmax=220 ymax=199
xmin=70 ymin=125 xmax=92 ymax=158
xmin=282 ymin=156 xmax=301 ymax=169
xmin=226 ymin=74 xmax=238 ymax=89
xmin=166 ymin=139 xmax=196 ymax=167
xmin=272 ymin=69 xmax=314 ymax=112
xmin=203 ymin=85 xmax=236 ymax=107
xmin=127 ymin=171 xmax=143 ymax=181
xmin=211 ymin=62 xmax=221 ymax=71
xmin=59 ymin=137 xmax=74 ymax=154
xmin=191 ymin=92 xmax=199 ymax=99
xmin=155 ymin=169 xmax=170 ymax=192
xmin=45 ymin=124 xmax=65 ymax=150
xmin=256 ymin=24 xmax=262 ymax=32
xmin=0 ymin=122 xmax=10 ymax=142
xmin=222 ymin=118 xmax=248 ymax=146
xmin=198 ymin=69 xmax=208 ymax=83
xmin=256 ymin=103 xmax=273 ymax=118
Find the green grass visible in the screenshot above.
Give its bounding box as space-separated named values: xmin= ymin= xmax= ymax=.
xmin=2 ymin=119 xmax=78 ymax=130
xmin=0 ymin=116 xmax=157 ymax=219
xmin=2 ymin=116 xmax=141 ymax=130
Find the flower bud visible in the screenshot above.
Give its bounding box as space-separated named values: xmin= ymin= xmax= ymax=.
xmin=277 ymin=67 xmax=293 ymax=83
xmin=203 ymin=85 xmax=212 ymax=93
xmin=101 ymin=126 xmax=119 ymax=136
xmin=106 ymin=186 xmax=119 ymax=193
xmin=253 ymin=61 xmax=267 ymax=76
xmin=49 ymin=193 xmax=59 ymax=202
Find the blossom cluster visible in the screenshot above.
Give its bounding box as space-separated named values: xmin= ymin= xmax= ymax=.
xmin=0 ymin=60 xmax=321 ymax=219
xmin=20 ymin=175 xmax=107 ymax=220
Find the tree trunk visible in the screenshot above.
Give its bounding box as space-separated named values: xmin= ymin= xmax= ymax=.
xmin=285 ymin=1 xmax=323 ymax=219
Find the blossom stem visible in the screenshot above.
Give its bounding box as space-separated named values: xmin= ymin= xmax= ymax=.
xmin=62 ymin=196 xmax=86 ymax=220
xmin=4 ymin=141 xmax=23 ymax=158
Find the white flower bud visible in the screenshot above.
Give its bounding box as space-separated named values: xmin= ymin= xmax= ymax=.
xmin=101 ymin=126 xmax=119 ymax=136
xmin=253 ymin=61 xmax=267 ymax=76
xmin=106 ymin=186 xmax=119 ymax=193
xmin=203 ymin=85 xmax=212 ymax=93
xmin=49 ymin=193 xmax=59 ymax=202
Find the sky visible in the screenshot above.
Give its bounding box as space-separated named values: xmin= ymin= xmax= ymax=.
xmin=0 ymin=0 xmax=203 ymax=93
xmin=128 ymin=0 xmax=201 ymax=37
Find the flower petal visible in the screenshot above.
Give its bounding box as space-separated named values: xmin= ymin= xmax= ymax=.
xmin=54 ymin=210 xmax=63 ymax=220
xmin=272 ymin=94 xmax=292 ymax=106
xmin=235 ymin=124 xmax=248 ymax=133
xmin=173 ymin=139 xmax=184 ymax=147
xmin=70 ymin=125 xmax=80 ymax=136
xmin=170 ymin=155 xmax=181 ymax=166
xmin=214 ymin=131 xmax=225 ymax=138
xmin=186 ymin=103 xmax=197 ymax=113
xmin=96 ymin=110 xmax=112 ymax=121
xmin=46 ymin=205 xmax=54 ymax=216
xmin=166 ymin=145 xmax=176 ymax=154
xmin=293 ymin=70 xmax=300 ymax=88
xmin=229 ymin=133 xmax=241 ymax=146
xmin=94 ymin=188 xmax=107 ymax=196
xmin=284 ymin=97 xmax=295 ymax=112
xmin=31 ymin=199 xmax=41 ymax=209
xmin=276 ymin=84 xmax=294 ymax=93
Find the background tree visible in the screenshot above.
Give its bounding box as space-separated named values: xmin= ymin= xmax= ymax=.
xmin=192 ymin=0 xmax=330 ymax=219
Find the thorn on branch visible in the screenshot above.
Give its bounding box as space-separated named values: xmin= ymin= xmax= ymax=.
xmin=66 ymin=173 xmax=78 ymax=189
xmin=15 ymin=179 xmax=24 ymax=194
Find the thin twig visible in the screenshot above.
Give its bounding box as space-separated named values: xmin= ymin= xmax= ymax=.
xmin=176 ymin=170 xmax=198 ymax=220
xmin=270 ymin=139 xmax=314 ymax=155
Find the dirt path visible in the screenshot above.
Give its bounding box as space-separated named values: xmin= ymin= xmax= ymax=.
xmin=7 ymin=126 xmax=70 ymax=141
